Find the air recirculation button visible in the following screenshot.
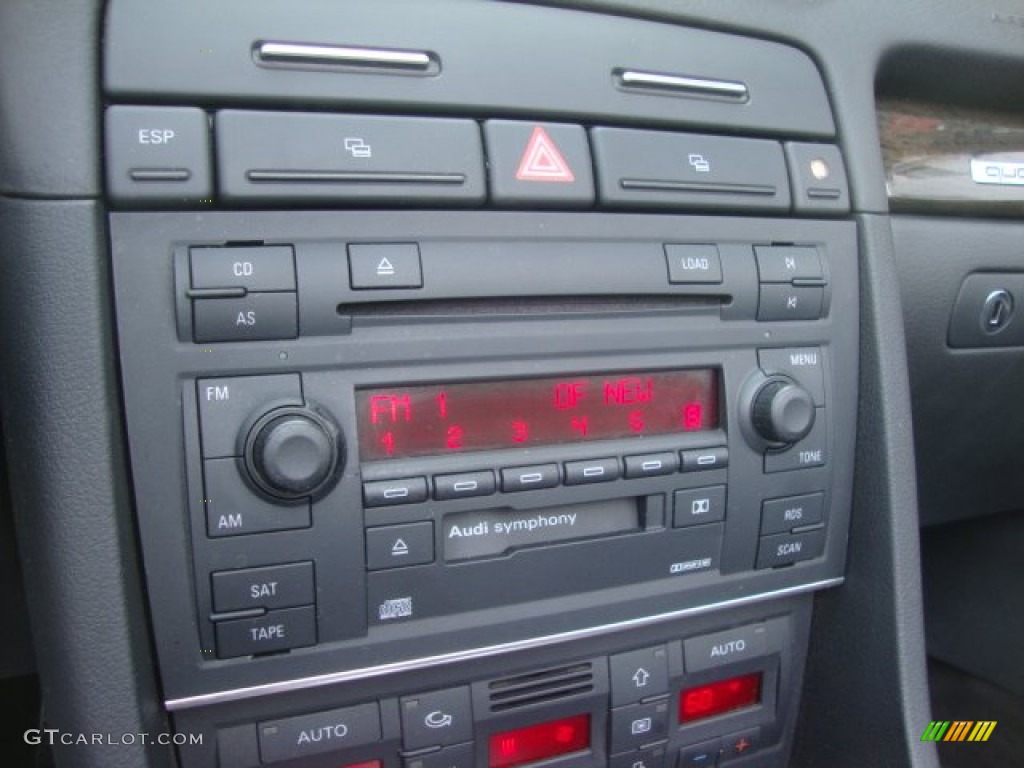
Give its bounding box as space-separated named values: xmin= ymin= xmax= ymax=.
xmin=245 ymin=406 xmax=342 ymax=500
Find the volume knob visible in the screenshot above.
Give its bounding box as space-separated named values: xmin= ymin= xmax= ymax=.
xmin=245 ymin=407 xmax=341 ymax=500
xmin=752 ymin=378 xmax=815 ymax=446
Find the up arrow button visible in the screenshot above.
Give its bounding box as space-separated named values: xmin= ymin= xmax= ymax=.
xmin=611 ymin=646 xmax=669 ymax=706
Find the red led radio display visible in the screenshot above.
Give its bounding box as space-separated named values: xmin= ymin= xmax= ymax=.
xmin=356 ymin=369 xmax=719 ymax=461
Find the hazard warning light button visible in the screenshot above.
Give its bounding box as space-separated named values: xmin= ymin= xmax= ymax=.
xmin=483 ymin=121 xmax=595 ymax=207
xmin=348 ymin=243 xmax=423 ymax=290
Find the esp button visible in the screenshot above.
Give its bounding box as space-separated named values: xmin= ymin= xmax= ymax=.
xmin=105 ymin=106 xmax=213 ymax=204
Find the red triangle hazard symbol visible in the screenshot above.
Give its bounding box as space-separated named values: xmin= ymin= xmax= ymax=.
xmin=515 ymin=126 xmax=575 ymax=183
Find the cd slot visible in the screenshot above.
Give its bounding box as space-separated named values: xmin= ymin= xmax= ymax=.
xmin=338 ymin=295 xmax=723 ymax=322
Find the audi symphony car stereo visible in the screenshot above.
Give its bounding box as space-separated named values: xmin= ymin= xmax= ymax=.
xmin=104 ymin=1 xmax=858 ymax=766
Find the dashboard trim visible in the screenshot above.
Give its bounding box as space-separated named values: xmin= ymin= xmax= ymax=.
xmin=164 ymin=576 xmax=843 ymax=711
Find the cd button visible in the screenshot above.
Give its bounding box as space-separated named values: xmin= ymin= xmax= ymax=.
xmin=624 ymin=452 xmax=680 ymax=478
xmin=500 ymin=464 xmax=560 ymax=492
xmin=363 ymin=477 xmax=429 ymax=507
xmin=434 ymin=470 xmax=496 ymax=500
xmin=564 ymin=457 xmax=620 ymax=485
xmin=680 ymin=447 xmax=729 ymax=472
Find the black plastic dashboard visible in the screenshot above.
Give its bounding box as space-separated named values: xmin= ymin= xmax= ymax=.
xmin=4 ymin=0 xmax=1024 ymax=767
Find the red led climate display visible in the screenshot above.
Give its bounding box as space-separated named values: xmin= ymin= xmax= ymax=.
xmin=356 ymin=369 xmax=718 ymax=460
xmin=680 ymin=672 xmax=763 ymax=724
xmin=488 ymin=714 xmax=591 ymax=768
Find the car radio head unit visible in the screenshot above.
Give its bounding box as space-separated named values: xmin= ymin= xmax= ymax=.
xmin=109 ymin=210 xmax=857 ymax=713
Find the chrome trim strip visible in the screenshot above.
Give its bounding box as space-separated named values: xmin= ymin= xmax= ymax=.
xmin=257 ymin=42 xmax=432 ymax=70
xmin=246 ymin=170 xmax=466 ymax=185
xmin=165 ymin=577 xmax=843 ymax=711
xmin=620 ymin=179 xmax=777 ymax=196
xmin=617 ymin=70 xmax=749 ymax=101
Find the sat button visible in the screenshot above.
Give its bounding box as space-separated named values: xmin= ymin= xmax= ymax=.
xmin=212 ymin=561 xmax=314 ymax=612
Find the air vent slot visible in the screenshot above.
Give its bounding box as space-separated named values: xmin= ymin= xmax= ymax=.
xmin=488 ymin=663 xmax=594 ymax=713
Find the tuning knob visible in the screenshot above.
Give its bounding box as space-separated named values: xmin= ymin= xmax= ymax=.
xmin=245 ymin=406 xmax=342 ymax=500
xmin=751 ymin=377 xmax=815 ymax=446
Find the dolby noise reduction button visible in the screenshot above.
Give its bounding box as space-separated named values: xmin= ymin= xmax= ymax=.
xmin=434 ymin=470 xmax=496 ymax=500
xmin=564 ymin=457 xmax=620 ymax=485
xmin=501 ymin=464 xmax=560 ymax=492
xmin=674 ymin=486 xmax=726 ymax=528
xmin=366 ymin=522 xmax=434 ymax=570
xmin=363 ymin=477 xmax=428 ymax=507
